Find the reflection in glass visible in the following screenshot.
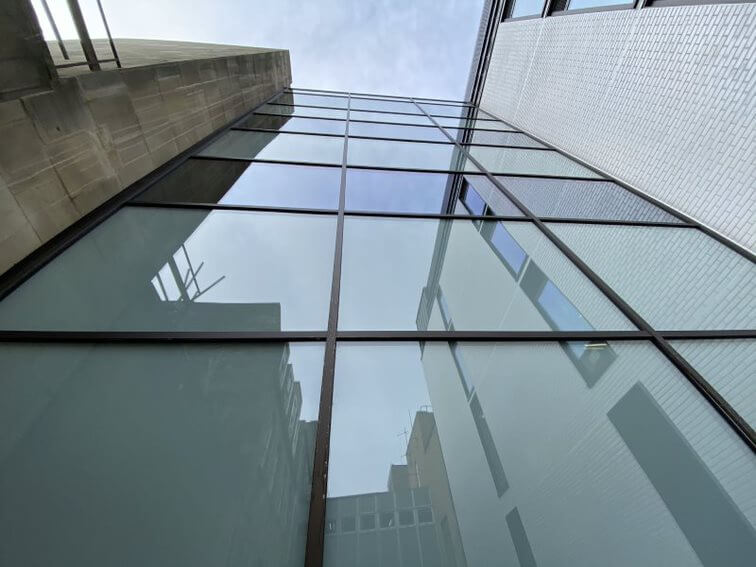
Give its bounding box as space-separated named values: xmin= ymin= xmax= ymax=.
xmin=435 ymin=117 xmax=514 ymax=131
xmin=419 ymin=102 xmax=476 ymax=118
xmin=0 ymin=208 xmax=336 ymax=331
xmin=275 ymin=92 xmax=348 ymax=108
xmin=469 ymin=130 xmax=546 ymax=148
xmin=348 ymin=121 xmax=449 ymax=142
xmin=549 ymin=223 xmax=756 ymax=330
xmin=198 ymin=130 xmax=344 ymax=164
xmin=338 ymin=217 xmax=633 ymax=331
xmin=510 ymin=0 xmax=546 ymax=18
xmin=326 ymin=341 xmax=756 ymax=567
xmin=240 ymin=114 xmax=346 ymax=135
xmin=0 ymin=341 xmax=324 ymax=566
xmin=350 ymin=97 xmax=419 ymax=113
xmin=458 ymin=175 xmax=523 ymax=216
xmin=568 ymin=0 xmax=630 ymax=9
xmin=349 ymin=110 xmax=432 ymax=125
xmin=497 ymin=176 xmax=682 ymax=222
xmin=347 ymin=139 xmax=476 ymax=172
xmin=256 ymin=104 xmax=347 ymax=120
xmin=345 ymin=169 xmax=454 ymax=213
xmin=467 ymin=146 xmax=603 ymax=178
xmin=137 ymin=159 xmax=341 ymax=209
xmin=670 ymin=339 xmax=756 ymax=428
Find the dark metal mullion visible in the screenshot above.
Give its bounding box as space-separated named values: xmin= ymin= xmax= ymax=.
xmin=411 ymin=98 xmax=756 ymax=452
xmin=659 ymin=330 xmax=756 ymax=340
xmin=303 ymin=94 xmax=350 ymax=567
xmin=0 ymin=89 xmax=286 ymax=303
xmin=290 ymin=86 xmax=471 ymax=106
xmin=541 ymin=217 xmax=696 ymax=228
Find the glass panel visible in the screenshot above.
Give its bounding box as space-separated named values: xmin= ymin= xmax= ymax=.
xmin=0 ymin=208 xmax=336 ymax=331
xmin=0 ymin=341 xmax=324 ymax=566
xmin=469 ymin=130 xmax=546 ymax=148
xmin=569 ymin=0 xmax=631 ymax=9
xmin=338 ymin=217 xmax=633 ymax=331
xmin=137 ymin=159 xmax=340 ymax=209
xmin=325 ymin=341 xmax=756 ymax=567
xmin=670 ymin=340 xmax=756 ymax=429
xmin=345 ymin=169 xmax=451 ymax=213
xmin=549 ymin=224 xmax=756 ymax=330
xmin=349 ymin=110 xmax=432 ymax=126
xmin=347 ymin=139 xmax=476 ymax=172
xmin=198 ymin=130 xmax=344 ymax=165
xmin=348 ymin=121 xmax=449 ymax=142
xmin=256 ymin=103 xmax=347 ymax=120
xmin=350 ymin=97 xmax=419 ymax=113
xmin=240 ymin=114 xmax=345 ymax=135
xmin=511 ymin=0 xmax=547 ymax=17
xmin=467 ymin=146 xmax=603 ymax=178
xmin=275 ymin=91 xmax=349 ymax=108
xmin=458 ymin=176 xmax=523 ymax=216
xmin=498 ymin=177 xmax=683 ymax=222
xmin=436 ymin=116 xmax=514 ymax=131
xmin=419 ymin=102 xmax=475 ymax=118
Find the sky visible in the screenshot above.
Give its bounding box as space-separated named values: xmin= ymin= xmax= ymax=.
xmin=31 ymin=0 xmax=486 ymax=100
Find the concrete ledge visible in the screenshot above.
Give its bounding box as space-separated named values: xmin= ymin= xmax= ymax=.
xmin=0 ymin=43 xmax=290 ymax=274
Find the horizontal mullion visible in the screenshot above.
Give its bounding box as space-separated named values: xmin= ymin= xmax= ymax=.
xmin=289 ymin=87 xmax=470 ymax=106
xmin=127 ymin=201 xmax=338 ymax=215
xmin=336 ymin=330 xmax=651 ymax=341
xmin=464 ymin=143 xmax=555 ymax=152
xmin=540 ymin=217 xmax=695 ymax=228
xmin=659 ymin=330 xmax=756 ymax=340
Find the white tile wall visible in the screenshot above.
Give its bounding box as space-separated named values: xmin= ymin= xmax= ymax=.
xmin=480 ymin=5 xmax=756 ymax=251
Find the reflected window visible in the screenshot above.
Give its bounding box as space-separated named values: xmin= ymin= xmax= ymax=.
xmin=137 ymin=159 xmax=340 ymax=209
xmin=345 ymin=169 xmax=457 ymax=213
xmin=459 ymin=176 xmax=523 ymax=216
xmin=0 ymin=208 xmax=336 ymax=331
xmin=379 ymin=512 xmax=395 ymax=528
xmin=0 ymin=341 xmax=325 ymax=566
xmin=568 ymin=0 xmax=631 ymax=9
xmin=341 ymin=516 xmax=356 ymax=533
xmin=509 ymin=0 xmax=546 ymax=18
xmin=198 ymin=130 xmax=344 ymax=164
xmin=398 ymin=509 xmax=415 ymax=526
xmin=239 ymin=115 xmax=345 ymax=135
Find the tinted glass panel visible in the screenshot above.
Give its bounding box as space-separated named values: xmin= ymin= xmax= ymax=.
xmin=240 ymin=115 xmax=345 ymax=135
xmin=348 ymin=121 xmax=449 ymax=142
xmin=458 ymin=176 xmax=523 ymax=216
xmin=256 ymin=104 xmax=347 ymax=120
xmin=549 ymin=224 xmax=756 ymax=330
xmin=569 ymin=0 xmax=630 ymax=9
xmin=275 ymin=91 xmax=348 ymax=108
xmin=349 ymin=110 xmax=432 ymax=125
xmin=511 ymin=0 xmax=546 ymax=17
xmin=345 ymin=169 xmax=451 ymax=213
xmin=198 ymin=130 xmax=344 ymax=164
xmin=0 ymin=208 xmax=336 ymax=331
xmin=671 ymin=340 xmax=756 ymax=429
xmin=467 ymin=146 xmax=603 ymax=178
xmin=347 ymin=139 xmax=476 ymax=172
xmin=436 ymin=117 xmax=514 ymax=130
xmin=350 ymin=98 xmax=419 ymax=113
xmin=419 ymin=102 xmax=475 ymax=118
xmin=1 ymin=341 xmax=324 ymax=566
xmin=137 ymin=160 xmax=340 ymax=209
xmin=498 ymin=177 xmax=683 ymax=222
xmin=339 ymin=217 xmax=633 ymax=330
xmin=326 ymin=341 xmax=756 ymax=567
xmin=469 ymin=130 xmax=546 ymax=148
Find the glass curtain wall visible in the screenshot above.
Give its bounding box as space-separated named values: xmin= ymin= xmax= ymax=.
xmin=0 ymin=87 xmax=754 ymax=567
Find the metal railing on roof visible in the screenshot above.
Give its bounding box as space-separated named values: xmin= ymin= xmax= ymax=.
xmin=36 ymin=0 xmax=121 ymax=72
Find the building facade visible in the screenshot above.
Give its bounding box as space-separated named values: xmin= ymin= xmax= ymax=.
xmin=0 ymin=2 xmax=755 ymax=565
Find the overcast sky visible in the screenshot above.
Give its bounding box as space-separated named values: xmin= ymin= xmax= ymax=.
xmin=32 ymin=0 xmax=485 ymax=100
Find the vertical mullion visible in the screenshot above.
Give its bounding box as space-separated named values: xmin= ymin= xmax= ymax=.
xmin=410 ymin=98 xmax=756 ymax=451
xmin=304 ymin=94 xmax=350 ymax=567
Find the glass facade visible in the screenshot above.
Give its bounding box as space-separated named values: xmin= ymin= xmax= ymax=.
xmin=0 ymin=87 xmax=753 ymax=566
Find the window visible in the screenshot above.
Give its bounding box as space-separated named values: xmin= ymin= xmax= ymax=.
xmin=256 ymin=103 xmax=347 ymax=120
xmin=348 ymin=121 xmax=450 ymax=142
xmin=345 ymin=168 xmax=453 ymax=213
xmin=347 ymin=138 xmax=475 ymax=171
xmin=509 ymin=0 xmax=546 ymax=18
xmin=198 ymin=130 xmax=344 ymax=164
xmin=360 ymin=513 xmax=377 ymax=530
xmin=467 ymin=146 xmax=603 ymax=178
xmin=349 ymin=110 xmax=432 ymax=125
xmin=350 ymin=97 xmax=418 ymax=113
xmin=239 ymin=115 xmax=345 ymax=135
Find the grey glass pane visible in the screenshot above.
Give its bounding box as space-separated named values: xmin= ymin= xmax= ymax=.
xmin=198 ymin=130 xmax=344 ymax=164
xmin=569 ymin=0 xmax=630 ymax=9
xmin=349 ymin=110 xmax=432 ymax=125
xmin=350 ymin=98 xmax=419 ymax=113
xmin=419 ymin=102 xmax=475 ymax=118
xmin=240 ymin=114 xmax=345 ymax=135
xmin=469 ymin=130 xmax=546 ymax=148
xmin=257 ymin=103 xmax=347 ymax=120
xmin=0 ymin=208 xmax=336 ymax=331
xmin=347 ymin=139 xmax=476 ymax=172
xmin=458 ymin=176 xmax=523 ymax=216
xmin=670 ymin=340 xmax=756 ymax=429
xmin=436 ymin=116 xmax=514 ymax=131
xmin=137 ymin=159 xmax=341 ymax=209
xmin=467 ymin=146 xmax=603 ymax=178
xmin=348 ymin=121 xmax=449 ymax=142
xmin=275 ymin=91 xmax=348 ymax=108
xmin=338 ymin=217 xmax=633 ymax=331
xmin=0 ymin=341 xmax=324 ymax=566
xmin=511 ymin=0 xmax=546 ymax=17
xmin=498 ymin=177 xmax=683 ymax=222
xmin=549 ymin=224 xmax=756 ymax=330
xmin=345 ymin=169 xmax=451 ymax=213
xmin=325 ymin=341 xmax=756 ymax=567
